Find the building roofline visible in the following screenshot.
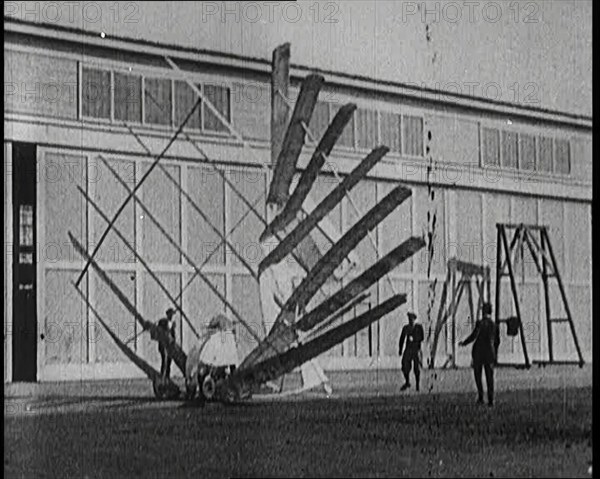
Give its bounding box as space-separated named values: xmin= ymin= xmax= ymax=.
xmin=4 ymin=17 xmax=593 ymax=129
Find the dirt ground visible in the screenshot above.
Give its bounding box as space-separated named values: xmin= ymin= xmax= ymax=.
xmin=4 ymin=366 xmax=593 ymax=478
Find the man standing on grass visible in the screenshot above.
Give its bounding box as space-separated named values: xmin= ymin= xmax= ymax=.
xmin=459 ymin=302 xmax=499 ymax=406
xmin=398 ymin=311 xmax=424 ymax=391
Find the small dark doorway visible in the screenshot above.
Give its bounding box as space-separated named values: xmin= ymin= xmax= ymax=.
xmin=12 ymin=142 xmax=37 ymax=382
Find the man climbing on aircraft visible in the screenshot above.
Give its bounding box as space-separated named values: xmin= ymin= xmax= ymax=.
xmin=398 ymin=311 xmax=424 ymax=391
xmin=156 ymin=307 xmax=177 ymax=379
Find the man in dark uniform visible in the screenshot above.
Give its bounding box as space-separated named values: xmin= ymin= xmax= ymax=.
xmin=398 ymin=311 xmax=425 ymax=391
xmin=459 ymin=302 xmax=500 ymax=406
xmin=157 ymin=308 xmax=177 ymax=379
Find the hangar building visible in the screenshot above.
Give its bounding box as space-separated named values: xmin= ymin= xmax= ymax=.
xmin=4 ymin=7 xmax=592 ymax=382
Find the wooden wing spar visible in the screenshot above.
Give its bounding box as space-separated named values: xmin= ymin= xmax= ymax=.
xmin=259 ymin=145 xmax=390 ymax=273
xmin=260 ymin=103 xmax=357 ymax=242
xmin=231 ymin=294 xmax=408 ymax=391
xmin=266 ymin=74 xmax=324 ymax=207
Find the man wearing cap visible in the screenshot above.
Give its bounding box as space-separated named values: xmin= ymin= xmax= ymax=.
xmin=398 ymin=311 xmax=425 ymax=391
xmin=459 ymin=302 xmax=500 ymax=406
xmin=157 ymin=308 xmax=177 ymax=379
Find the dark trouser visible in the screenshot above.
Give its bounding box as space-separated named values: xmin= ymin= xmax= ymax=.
xmin=473 ymin=361 xmax=494 ymax=404
xmin=159 ymin=346 xmax=172 ymax=379
xmin=401 ymin=349 xmax=421 ymax=387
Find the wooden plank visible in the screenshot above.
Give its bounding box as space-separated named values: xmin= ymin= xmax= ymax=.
xmin=297 ymin=236 xmax=425 ymax=332
xmin=233 ymin=294 xmax=406 ymax=388
xmin=241 ymin=185 xmax=412 ymax=370
xmin=261 ymin=103 xmax=357 ymax=241
xmin=238 ymin=323 xmax=297 ymax=371
xmin=271 ymin=43 xmax=291 ymax=167
xmin=68 ymin=232 xmax=188 ymax=374
xmin=302 ymin=292 xmax=371 ymax=342
xmin=266 ymin=73 xmax=325 ymax=206
xmin=259 ymin=146 xmax=389 ymax=274
xmin=283 ymin=184 xmax=412 ymax=315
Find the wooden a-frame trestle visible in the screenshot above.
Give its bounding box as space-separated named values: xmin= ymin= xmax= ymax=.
xmin=428 ymin=258 xmax=491 ymax=369
xmin=494 ymin=223 xmax=584 ymax=369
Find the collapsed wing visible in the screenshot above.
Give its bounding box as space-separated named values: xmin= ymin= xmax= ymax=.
xmin=259 ymin=146 xmax=390 ymax=275
xmin=230 ymin=294 xmax=407 ymax=390
xmin=242 ymin=187 xmax=415 ymax=370
xmin=266 ymin=74 xmax=324 ymax=207
xmin=261 ymin=103 xmax=357 ymax=242
xmin=234 ymin=68 xmax=427 ymax=395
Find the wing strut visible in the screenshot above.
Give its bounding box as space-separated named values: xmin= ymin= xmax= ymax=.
xmin=72 ymin=283 xmax=176 ymax=386
xmin=233 ymin=294 xmax=406 ymax=386
xmin=94 ymin=158 xmax=278 ymax=356
xmin=78 ymin=185 xmax=200 ymax=339
xmin=267 ymin=74 xmax=324 ymax=206
xmin=75 ymin=97 xmax=202 ymax=287
xmin=261 ymin=103 xmax=357 ymax=240
xmin=69 ymin=233 xmax=188 ymax=374
xmin=259 ymin=146 xmax=389 ymax=275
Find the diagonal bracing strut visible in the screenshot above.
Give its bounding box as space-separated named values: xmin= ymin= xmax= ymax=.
xmin=75 ymin=97 xmax=202 ymax=287
xmin=77 ymin=184 xmax=200 ymax=339
xmin=96 ymin=155 xmax=279 ymax=356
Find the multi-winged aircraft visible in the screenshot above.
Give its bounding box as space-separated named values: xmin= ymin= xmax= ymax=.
xmin=68 ymin=44 xmax=426 ymax=403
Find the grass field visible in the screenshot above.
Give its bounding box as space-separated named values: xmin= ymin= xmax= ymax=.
xmin=4 ymin=367 xmax=593 ymax=478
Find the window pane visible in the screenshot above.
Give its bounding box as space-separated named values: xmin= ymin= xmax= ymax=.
xmin=501 ymin=131 xmax=518 ymax=168
xmin=356 ymin=108 xmax=379 ymax=150
xmin=482 ymin=127 xmax=500 ymax=166
xmin=231 ymin=82 xmax=269 ymax=141
xmin=308 ymin=101 xmax=330 ymax=142
xmin=144 ymin=77 xmax=172 ymax=125
xmin=554 ymin=139 xmax=571 ymax=175
xmin=537 ymin=136 xmax=553 ymax=172
xmin=174 ymin=80 xmax=201 ymax=130
xmin=380 ymin=111 xmax=401 ymax=153
xmin=403 ymin=115 xmax=423 ymax=156
xmin=19 ymin=205 xmax=34 ymax=246
xmin=82 ymin=68 xmax=110 ymax=119
xmin=519 ymin=133 xmax=535 ymax=170
xmin=203 ymin=83 xmax=231 ymax=132
xmin=114 ymin=72 xmax=141 ymax=122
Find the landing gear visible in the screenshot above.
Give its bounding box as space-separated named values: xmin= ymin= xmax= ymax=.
xmin=201 ymin=375 xmax=216 ymax=400
xmin=184 ymin=364 xmax=238 ymax=403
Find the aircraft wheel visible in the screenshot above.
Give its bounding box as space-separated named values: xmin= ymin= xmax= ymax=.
xmin=201 ymin=375 xmax=216 ymax=400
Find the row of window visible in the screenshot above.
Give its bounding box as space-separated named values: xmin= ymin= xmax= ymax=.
xmin=308 ymin=102 xmax=424 ymax=157
xmin=81 ymin=66 xmax=571 ymax=176
xmin=482 ymin=127 xmax=571 ymax=175
xmin=81 ymin=66 xmax=425 ymax=157
xmin=81 ymin=67 xmax=231 ymax=133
